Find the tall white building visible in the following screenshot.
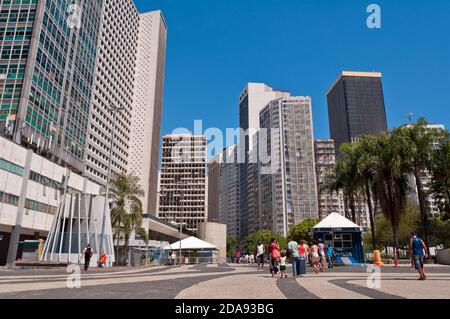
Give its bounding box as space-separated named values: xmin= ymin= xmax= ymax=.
xmin=84 ymin=0 xmax=141 ymax=184
xmin=129 ymin=11 xmax=167 ymax=215
xmin=239 ymin=83 xmax=290 ymax=238
xmin=214 ymin=146 xmax=241 ymax=239
xmin=158 ymin=135 xmax=207 ymax=233
xmin=258 ymin=96 xmax=319 ymax=236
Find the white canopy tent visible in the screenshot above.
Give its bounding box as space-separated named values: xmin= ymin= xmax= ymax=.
xmin=163 ymin=237 xmax=217 ymax=251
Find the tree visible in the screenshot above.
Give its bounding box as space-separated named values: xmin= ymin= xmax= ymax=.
xmin=394 ymin=118 xmax=438 ymax=251
xmin=430 ymin=131 xmax=450 ymax=221
xmin=110 ymin=172 xmax=145 ymax=265
xmin=244 ymin=230 xmax=287 ymax=256
xmin=288 ymin=219 xmax=319 ymax=244
xmin=373 ymin=132 xmax=410 ymax=254
xmin=368 ymin=201 xmax=420 ymax=252
xmin=227 ymin=236 xmax=238 ymax=257
xmin=335 ymin=143 xmax=362 ymax=223
xmin=356 ymin=135 xmax=379 ymax=250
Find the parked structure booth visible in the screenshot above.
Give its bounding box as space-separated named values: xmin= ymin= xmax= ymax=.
xmin=312 ymin=213 xmax=365 ymax=264
xmin=163 ymin=237 xmax=218 ymax=265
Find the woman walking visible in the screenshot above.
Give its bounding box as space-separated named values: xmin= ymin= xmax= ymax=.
xmin=310 ymin=241 xmax=321 ymax=275
xmin=268 ymin=238 xmax=280 ymax=277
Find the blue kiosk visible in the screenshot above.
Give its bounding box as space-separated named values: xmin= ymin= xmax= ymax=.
xmin=312 ymin=213 xmax=366 ymax=265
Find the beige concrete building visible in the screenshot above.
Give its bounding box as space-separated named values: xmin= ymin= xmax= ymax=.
xmin=158 ymin=135 xmax=207 ymax=233
xmin=207 ymin=158 xmax=220 ymax=223
xmin=315 ymin=139 xmax=345 ymax=219
xmin=129 ymin=11 xmax=167 ymax=216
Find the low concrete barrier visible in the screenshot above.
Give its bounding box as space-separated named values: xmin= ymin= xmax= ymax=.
xmin=436 ymin=249 xmax=450 ymax=265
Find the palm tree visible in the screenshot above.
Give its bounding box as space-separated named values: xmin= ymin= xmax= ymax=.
xmin=110 ymin=172 xmax=145 ymax=265
xmin=373 ymin=132 xmax=410 ymax=254
xmin=394 ymin=118 xmax=437 ymax=251
xmin=336 ymin=142 xmax=363 ymax=223
xmin=356 ymin=135 xmax=379 ymax=250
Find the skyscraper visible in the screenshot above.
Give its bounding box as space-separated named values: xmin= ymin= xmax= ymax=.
xmin=239 ymin=83 xmax=290 ymax=238
xmin=207 ymin=157 xmax=220 ymax=223
xmin=327 ymin=71 xmax=388 ymax=158
xmin=218 ymin=146 xmax=241 ymax=239
xmin=84 ymin=0 xmax=140 ymax=183
xmin=258 ymin=96 xmax=319 ymax=236
xmin=0 ymin=0 xmax=104 ymax=173
xmin=314 ymin=139 xmax=345 ymax=219
xmin=158 ymin=135 xmax=207 ymax=233
xmin=129 ymin=11 xmax=167 ymax=215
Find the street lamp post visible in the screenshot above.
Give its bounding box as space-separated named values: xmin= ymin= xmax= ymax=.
xmin=99 ymin=104 xmax=125 ymax=265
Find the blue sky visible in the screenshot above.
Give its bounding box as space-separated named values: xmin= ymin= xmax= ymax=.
xmin=135 ymin=0 xmax=450 ymax=142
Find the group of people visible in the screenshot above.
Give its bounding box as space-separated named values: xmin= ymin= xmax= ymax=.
xmin=250 ymin=238 xmax=336 ymax=278
xmin=231 ymin=251 xmax=256 ymax=264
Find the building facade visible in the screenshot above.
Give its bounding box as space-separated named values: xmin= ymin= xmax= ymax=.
xmin=314 ymin=139 xmax=345 ymax=219
xmin=218 ymin=146 xmax=241 ymax=239
xmin=207 ymin=157 xmax=220 ymax=223
xmin=158 ymin=135 xmax=207 ymax=233
xmin=239 ymin=83 xmax=290 ymax=238
xmin=0 ymin=136 xmax=114 ymax=266
xmin=1 ymin=0 xmax=103 ymax=174
xmin=84 ymin=0 xmax=140 ymax=184
xmin=327 ymin=71 xmax=388 ymax=159
xmin=257 ymin=96 xmax=319 ymax=236
xmin=128 ymin=11 xmax=167 ymax=216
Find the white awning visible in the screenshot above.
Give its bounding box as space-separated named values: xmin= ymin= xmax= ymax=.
xmin=163 ymin=237 xmax=217 ymax=250
xmin=313 ymin=213 xmax=361 ymax=229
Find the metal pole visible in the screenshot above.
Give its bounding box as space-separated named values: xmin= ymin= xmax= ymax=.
xmin=179 ymin=223 xmax=182 ymax=266
xmin=99 ymin=105 xmax=123 ymax=263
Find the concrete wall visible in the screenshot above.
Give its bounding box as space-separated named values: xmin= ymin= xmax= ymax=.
xmin=198 ymin=222 xmax=227 ymax=263
xmin=436 ymin=249 xmax=450 ymax=265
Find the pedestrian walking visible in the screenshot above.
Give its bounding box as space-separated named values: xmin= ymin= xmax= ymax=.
xmin=288 ymin=237 xmax=300 ymax=277
xmin=326 ymin=243 xmax=335 ymax=269
xmin=80 ymin=244 xmax=93 ymax=272
xmin=268 ymin=238 xmax=280 ymax=277
xmin=256 ymin=241 xmax=265 ymax=270
xmin=318 ymin=239 xmax=326 ymax=272
xmin=410 ymin=232 xmax=428 ymax=280
xmin=235 ymin=250 xmax=241 ymax=264
xmin=311 ymin=241 xmax=321 ymax=275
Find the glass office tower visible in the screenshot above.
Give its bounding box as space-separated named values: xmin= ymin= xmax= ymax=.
xmin=327 ymin=71 xmax=388 ymax=158
xmin=0 ymin=0 xmax=103 ymax=173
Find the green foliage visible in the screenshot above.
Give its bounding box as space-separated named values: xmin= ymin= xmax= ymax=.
xmin=110 ymin=172 xmax=145 ymax=264
xmin=226 ymin=236 xmax=238 ymax=257
xmin=244 ymin=230 xmax=287 ymax=255
xmin=288 ymin=219 xmax=319 ymax=244
xmin=430 ymin=133 xmax=450 ymax=221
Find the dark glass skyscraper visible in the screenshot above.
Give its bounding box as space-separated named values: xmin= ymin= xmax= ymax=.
xmin=327 ymin=71 xmax=388 ymax=158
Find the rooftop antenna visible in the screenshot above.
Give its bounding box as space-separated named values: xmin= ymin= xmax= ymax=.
xmin=407 ymin=112 xmax=414 ymax=125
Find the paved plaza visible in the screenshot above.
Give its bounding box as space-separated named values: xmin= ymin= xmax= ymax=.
xmin=0 ymin=263 xmax=449 ymax=299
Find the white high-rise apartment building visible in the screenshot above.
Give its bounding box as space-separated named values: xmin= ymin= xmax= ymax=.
xmin=258 ymin=96 xmax=319 ymax=236
xmin=83 ymin=3 xmax=167 ymax=218
xmin=158 ymin=135 xmax=207 ymax=233
xmin=84 ymin=0 xmax=140 ymax=184
xmin=129 ymin=11 xmax=167 ymax=215
xmin=239 ymin=83 xmax=290 ymax=238
xmin=210 ymin=146 xmax=241 ymax=239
